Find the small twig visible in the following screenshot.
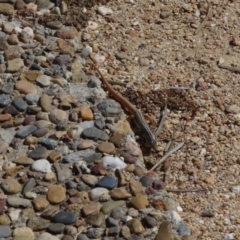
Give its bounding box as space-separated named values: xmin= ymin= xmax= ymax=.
xmin=108 ymin=79 xmax=127 ymax=87
xmin=166 ymin=188 xmax=207 ymax=193
xmin=195 ymin=5 xmax=212 ymax=35
xmin=218 ymin=64 xmax=240 ymax=73
xmin=155 ymin=102 xmax=168 ymax=137
xmin=149 ymin=142 xmax=184 ymax=172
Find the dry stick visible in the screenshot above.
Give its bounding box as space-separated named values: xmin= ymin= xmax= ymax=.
xmin=218 ymin=64 xmax=240 ymax=73
xmin=195 ymin=5 xmax=212 ymax=35
xmin=149 ymin=142 xmax=184 ymax=172
xmin=166 ymin=188 xmax=207 ymax=193
xmin=155 ymin=102 xmax=168 ymax=137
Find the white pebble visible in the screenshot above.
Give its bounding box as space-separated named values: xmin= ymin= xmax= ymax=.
xmin=8 ymin=209 xmax=21 ymax=221
xmin=92 ymin=54 xmax=106 ymax=63
xmin=25 ymin=191 xmax=37 ymax=199
xmin=23 ymin=27 xmax=34 ymax=37
xmin=89 ymin=187 xmax=109 ymax=201
xmin=177 ymin=205 xmax=183 ymax=212
xmin=231 ymin=185 xmax=240 ymax=194
xmin=97 ymin=6 xmax=113 ymax=15
xmin=14 ymin=27 xmax=22 ymax=33
xmin=88 ymin=21 xmax=98 ymax=30
xmin=102 ymin=156 xmax=127 ymax=169
xmin=31 ymin=159 xmax=52 ymax=173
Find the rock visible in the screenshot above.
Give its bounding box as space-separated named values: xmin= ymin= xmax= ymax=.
xmin=127 ymin=218 xmax=145 ymax=234
xmin=155 ymin=221 xmax=173 ymax=240
xmin=101 ymin=201 xmax=126 ymax=215
xmin=31 ymin=159 xmax=52 ymax=173
xmin=0 ymin=94 xmax=11 ymax=107
xmin=140 ymin=176 xmax=153 ymax=187
xmin=16 ymin=125 xmax=37 ymax=138
xmin=36 ymin=74 xmax=51 ymax=87
xmin=0 ymin=214 xmax=11 ymax=225
xmin=109 ymin=188 xmax=132 ymax=199
xmin=48 ymin=223 xmax=65 ymax=234
xmin=28 ymin=146 xmax=48 ymax=159
xmin=22 ymin=178 xmax=36 ymax=195
xmin=15 ymin=80 xmax=37 ymax=94
xmin=40 ymin=94 xmax=52 ymax=112
xmin=0 ymin=199 xmax=6 ymax=214
xmin=96 ymin=176 xmax=117 ymax=189
xmin=63 ymin=149 xmax=95 ymax=163
xmin=13 ymin=97 xmax=28 ymax=111
xmin=78 ymin=140 xmax=95 ymax=149
xmin=25 ymin=93 xmax=40 ymax=104
xmin=15 ymin=0 xmax=26 ymax=10
xmin=0 ymin=113 xmax=11 ymax=122
xmin=7 ymin=196 xmax=31 ymax=208
xmin=27 ymin=216 xmax=50 ymax=231
xmin=106 ymin=217 xmax=118 ymax=227
xmin=13 ymin=156 xmax=34 ymax=165
xmin=129 ymin=178 xmax=144 ymax=196
xmin=52 ymin=211 xmax=77 ymax=225
xmin=49 ymin=109 xmax=68 ymax=124
xmin=47 ymin=185 xmax=66 ymax=204
xmin=54 ymin=28 xmax=78 ymax=39
xmin=89 ymin=188 xmax=109 ymax=201
xmin=102 ymin=156 xmax=127 ymax=169
xmin=53 ymin=54 xmax=72 ymax=66
xmin=33 ymin=128 xmax=48 ymax=137
xmin=76 ymin=234 xmax=90 ymax=240
xmin=86 ymin=227 xmax=104 ymax=238
xmin=82 ymin=202 xmax=102 ymax=216
xmin=97 ymin=99 xmax=122 ymax=117
xmin=85 ymin=212 xmax=105 ymax=227
xmin=54 ymin=163 xmax=72 ymax=182
xmin=0 ymin=140 xmax=8 ymax=153
xmin=7 ymin=58 xmax=24 ymax=72
xmin=82 ymin=127 xmax=109 ymax=140
xmin=33 ymin=197 xmax=49 ymax=211
xmin=80 ymin=108 xmax=93 ymax=120
xmin=0 ymin=226 xmax=11 ymax=238
xmin=12 ymin=227 xmax=34 ymax=240
xmin=1 ymin=177 xmax=22 ymax=194
xmin=46 ymin=20 xmax=63 ymax=29
xmin=48 ymin=151 xmax=62 ymax=162
xmin=36 ymin=232 xmax=59 ymax=240
xmin=97 ymin=6 xmax=113 ymax=15
xmin=97 ymin=142 xmax=115 ymax=154
xmin=0 ymin=3 xmax=14 ymax=15
xmin=130 ymin=196 xmax=149 ymax=209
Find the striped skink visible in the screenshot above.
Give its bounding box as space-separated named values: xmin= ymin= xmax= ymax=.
xmin=89 ymin=58 xmax=157 ymax=150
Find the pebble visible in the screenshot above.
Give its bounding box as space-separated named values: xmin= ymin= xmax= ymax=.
xmin=77 ymin=234 xmax=90 ymax=240
xmin=52 ymin=211 xmax=77 ymax=225
xmin=14 ymin=156 xmax=34 ymax=165
xmin=82 ymin=202 xmax=102 ymax=216
xmin=38 ymin=138 xmax=57 ymax=149
xmin=130 ymin=195 xmax=149 ymax=209
xmin=0 ymin=225 xmax=11 ymax=238
xmin=36 ymin=232 xmax=59 ymax=240
xmin=7 ymin=196 xmax=32 ymax=208
xmin=22 ymin=177 xmax=36 ymax=195
xmin=89 ymin=187 xmax=109 ymax=201
xmin=32 ymin=197 xmax=50 ymax=211
xmin=82 ymin=127 xmax=109 ymax=140
xmin=12 ymin=227 xmax=34 ymax=239
xmin=109 ymin=188 xmax=132 ymax=199
xmin=1 ymin=177 xmax=22 ymax=194
xmin=40 ymin=94 xmax=52 ymax=112
xmin=48 ymin=223 xmax=65 ymax=234
xmin=0 ymin=94 xmax=11 ymax=107
xmin=16 ymin=125 xmax=37 ymax=138
xmin=102 ymin=156 xmax=127 ymax=169
xmin=97 ymin=6 xmax=113 ymax=15
xmin=28 ymin=146 xmax=48 ymax=159
xmin=127 ymin=218 xmax=145 ymax=234
xmin=155 ymin=221 xmax=173 ymax=240
xmin=96 ymin=176 xmax=117 ymax=189
xmin=12 ymin=97 xmax=28 ymax=111
xmin=47 ymin=185 xmax=66 ymax=204
xmin=97 ymin=142 xmax=115 ymax=154
xmin=31 ymin=159 xmax=52 ymax=173
xmin=27 ymin=216 xmax=50 ymax=231
xmin=85 ymin=212 xmax=105 ymax=227
xmin=101 ymin=200 xmax=126 ymax=215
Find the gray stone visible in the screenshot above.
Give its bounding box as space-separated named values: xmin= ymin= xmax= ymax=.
xmin=0 ymin=94 xmax=11 ymax=107
xmin=22 ymin=178 xmax=36 ymax=195
xmin=97 ymin=99 xmax=122 ymax=117
xmin=12 ymin=97 xmax=28 ymax=111
xmin=63 ymin=149 xmax=95 ymax=163
xmin=0 ymin=226 xmax=11 ymax=238
xmin=16 ymin=125 xmax=37 ymax=138
xmin=27 ymin=216 xmax=50 ymax=231
xmin=54 ymin=163 xmax=72 ymax=182
xmin=82 ymin=127 xmax=109 ymax=141
xmin=7 ymin=196 xmax=32 ymax=208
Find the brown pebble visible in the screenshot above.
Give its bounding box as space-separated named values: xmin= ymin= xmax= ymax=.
xmin=0 ymin=113 xmax=12 ymax=122
xmin=130 ymin=195 xmax=149 ymax=210
xmin=155 ymin=221 xmax=173 ymax=240
xmin=129 ymin=178 xmax=144 ymax=196
xmin=91 ymin=164 xmax=107 ymax=175
xmin=48 ymin=151 xmax=62 ymax=163
xmin=80 ymin=108 xmax=93 ymax=120
xmin=109 ymin=188 xmax=132 ymax=199
xmin=47 ymin=185 xmax=66 ymax=204
xmin=97 ymin=142 xmax=115 ymax=154
xmin=127 ymin=218 xmax=145 ymax=234
xmin=32 ymin=197 xmax=49 ymax=211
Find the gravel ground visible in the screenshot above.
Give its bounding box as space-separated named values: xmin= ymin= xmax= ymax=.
xmin=88 ymin=0 xmax=240 ymax=239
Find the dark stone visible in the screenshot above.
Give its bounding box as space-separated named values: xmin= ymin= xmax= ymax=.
xmin=201 ymin=210 xmax=214 ymax=218
xmin=106 ymin=217 xmax=118 ymax=227
xmin=2 ymin=105 xmax=19 ymax=116
xmin=96 ymin=176 xmax=117 ymax=189
xmin=52 ymin=211 xmax=77 ymax=225
xmin=48 ymin=223 xmax=65 ymax=234
xmin=139 ymin=176 xmax=153 ymax=187
xmin=23 ymin=115 xmax=36 ymax=125
xmin=12 ymin=97 xmax=28 ymax=111
xmin=142 ymin=215 xmax=157 ymax=228
xmin=28 ymin=146 xmax=48 ymax=159
xmin=22 ymin=177 xmax=36 ymax=195
xmin=76 ymin=234 xmax=90 ymax=240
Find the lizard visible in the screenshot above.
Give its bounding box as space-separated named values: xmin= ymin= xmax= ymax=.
xmin=89 ymin=58 xmax=157 ymax=150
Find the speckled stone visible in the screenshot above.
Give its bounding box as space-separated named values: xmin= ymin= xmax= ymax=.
xmin=16 ymin=125 xmax=37 ymax=138
xmin=1 ymin=177 xmax=22 ymax=194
